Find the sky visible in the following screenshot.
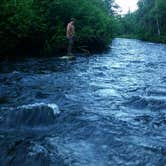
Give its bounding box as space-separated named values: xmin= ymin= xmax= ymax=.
xmin=115 ymin=0 xmax=139 ymax=14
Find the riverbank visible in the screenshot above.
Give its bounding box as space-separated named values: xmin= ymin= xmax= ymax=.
xmin=141 ymin=35 xmax=166 ymax=44
xmin=118 ymin=35 xmax=166 ymax=44
xmin=0 ymin=0 xmax=115 ymax=59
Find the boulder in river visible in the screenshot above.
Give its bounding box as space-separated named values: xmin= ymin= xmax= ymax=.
xmin=6 ymin=103 xmax=60 ymax=128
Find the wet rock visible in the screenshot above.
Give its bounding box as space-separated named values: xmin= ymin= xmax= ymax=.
xmin=6 ymin=103 xmax=60 ymax=128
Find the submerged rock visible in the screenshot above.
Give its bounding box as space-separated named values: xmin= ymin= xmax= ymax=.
xmin=6 ymin=103 xmax=60 ymax=128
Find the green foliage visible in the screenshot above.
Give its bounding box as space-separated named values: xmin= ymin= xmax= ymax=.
xmin=117 ymin=0 xmax=166 ymax=43
xmin=0 ymin=0 xmax=46 ymax=56
xmin=0 ymin=0 xmax=116 ymax=57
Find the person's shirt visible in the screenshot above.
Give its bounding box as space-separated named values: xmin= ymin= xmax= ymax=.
xmin=66 ymin=22 xmax=75 ymax=38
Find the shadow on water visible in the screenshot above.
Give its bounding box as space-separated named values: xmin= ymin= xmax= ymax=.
xmin=0 ymin=38 xmax=166 ymax=165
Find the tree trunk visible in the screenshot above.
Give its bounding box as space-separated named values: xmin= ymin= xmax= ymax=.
xmin=156 ymin=17 xmax=161 ymax=36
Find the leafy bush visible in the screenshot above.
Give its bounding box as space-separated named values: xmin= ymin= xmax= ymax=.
xmin=0 ymin=0 xmax=115 ymax=57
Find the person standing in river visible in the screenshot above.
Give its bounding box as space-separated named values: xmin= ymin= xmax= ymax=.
xmin=66 ymin=18 xmax=76 ymax=56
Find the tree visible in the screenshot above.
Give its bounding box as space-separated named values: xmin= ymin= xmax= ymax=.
xmin=117 ymin=0 xmax=166 ymax=43
xmin=0 ymin=0 xmax=117 ymax=57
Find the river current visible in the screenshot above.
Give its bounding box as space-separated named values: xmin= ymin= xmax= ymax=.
xmin=0 ymin=38 xmax=166 ymax=165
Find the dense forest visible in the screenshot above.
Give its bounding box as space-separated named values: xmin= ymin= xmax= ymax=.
xmin=0 ymin=0 xmax=166 ymax=58
xmin=118 ymin=0 xmax=166 ymax=43
xmin=0 ymin=0 xmax=117 ymax=57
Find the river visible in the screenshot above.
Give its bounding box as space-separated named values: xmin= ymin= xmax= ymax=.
xmin=0 ymin=38 xmax=166 ymax=166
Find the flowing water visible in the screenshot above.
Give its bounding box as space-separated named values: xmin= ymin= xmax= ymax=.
xmin=0 ymin=38 xmax=166 ymax=166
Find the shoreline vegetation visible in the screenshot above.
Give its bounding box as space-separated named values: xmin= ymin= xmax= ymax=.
xmin=0 ymin=0 xmax=115 ymax=59
xmin=0 ymin=0 xmax=165 ymax=59
xmin=118 ymin=35 xmax=166 ymax=44
xmin=117 ymin=0 xmax=166 ymax=44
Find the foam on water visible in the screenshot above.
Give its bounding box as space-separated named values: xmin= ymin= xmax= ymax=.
xmin=1 ymin=102 xmax=61 ymax=128
xmin=17 ymin=102 xmax=60 ymax=115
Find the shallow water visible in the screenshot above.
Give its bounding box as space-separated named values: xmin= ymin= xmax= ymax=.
xmin=0 ymin=38 xmax=166 ymax=165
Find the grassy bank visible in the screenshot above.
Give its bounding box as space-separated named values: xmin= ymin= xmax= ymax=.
xmin=117 ymin=34 xmax=166 ymax=44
